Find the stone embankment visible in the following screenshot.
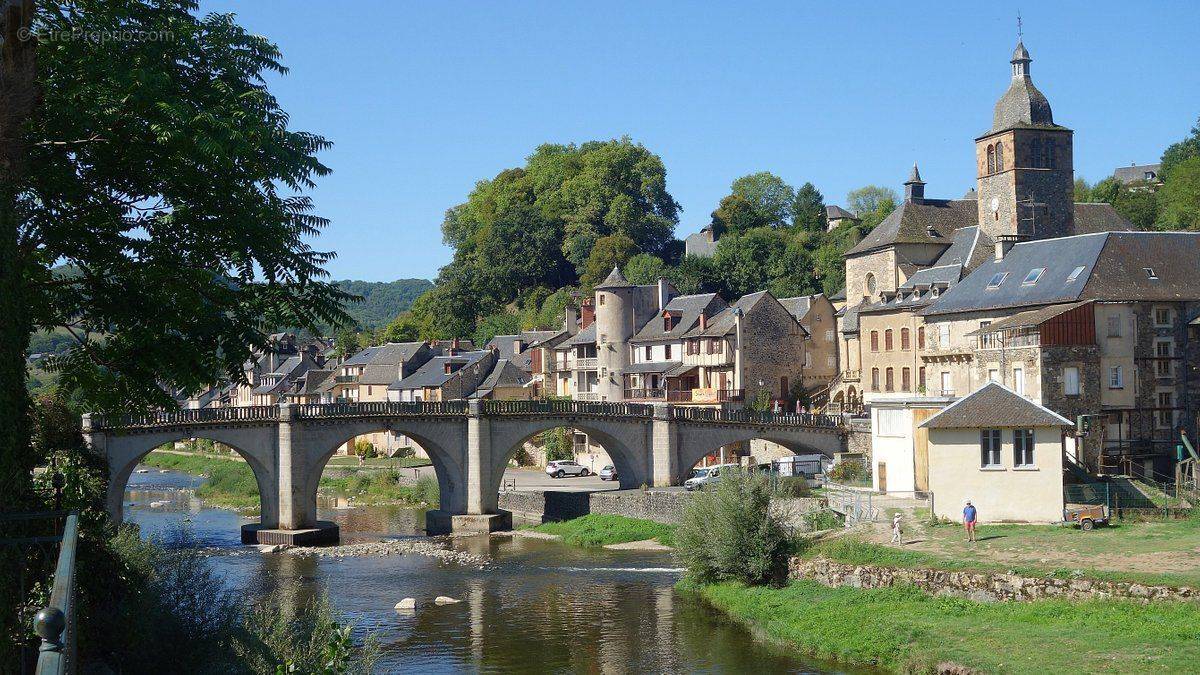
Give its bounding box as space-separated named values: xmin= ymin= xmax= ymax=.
xmin=500 ymin=489 xmax=826 ymax=527
xmin=790 ymin=557 xmax=1196 ymax=603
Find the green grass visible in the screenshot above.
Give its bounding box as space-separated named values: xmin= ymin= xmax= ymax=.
xmin=322 ymin=454 xmax=432 ymax=469
xmin=138 ymin=450 xmax=438 ymax=511
xmin=527 ymin=514 xmax=676 ymax=547
xmin=804 ymin=528 xmax=1200 ymax=588
xmin=685 ymin=579 xmax=1200 ymax=674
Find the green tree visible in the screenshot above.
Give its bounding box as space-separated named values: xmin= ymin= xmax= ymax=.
xmin=710 ymin=194 xmax=771 ymax=237
xmin=1159 ymin=157 xmax=1200 ymax=230
xmin=711 ymin=228 xmax=789 ymax=298
xmin=472 ymin=312 xmax=522 ymax=347
xmin=522 ymin=287 xmax=574 ymax=331
xmin=792 ymin=182 xmax=826 ymax=232
xmin=1073 ymin=178 xmax=1094 ymax=202
xmin=730 ymin=171 xmax=795 ymax=227
xmin=668 ymin=255 xmax=717 ymax=295
xmin=1160 ymin=115 xmax=1200 ymax=181
xmin=623 ymin=253 xmax=668 ymax=285
xmin=1083 ymin=177 xmax=1162 ymax=230
xmin=377 ymin=312 xmax=422 ymax=344
xmin=333 ymin=329 xmax=362 ymax=358
xmin=846 ymin=185 xmax=898 ymax=231
xmin=581 ymin=233 xmax=637 ymax=288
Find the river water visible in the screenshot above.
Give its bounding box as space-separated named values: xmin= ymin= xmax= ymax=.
xmin=125 ymin=468 xmax=853 ymax=673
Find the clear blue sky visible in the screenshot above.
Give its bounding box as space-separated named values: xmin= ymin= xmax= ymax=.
xmin=201 ymin=1 xmax=1200 ymax=282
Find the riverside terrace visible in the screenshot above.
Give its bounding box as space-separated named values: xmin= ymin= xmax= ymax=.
xmin=84 ymin=400 xmax=848 ymax=543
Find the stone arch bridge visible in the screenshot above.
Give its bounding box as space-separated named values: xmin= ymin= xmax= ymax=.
xmin=84 ymin=400 xmax=848 ymax=543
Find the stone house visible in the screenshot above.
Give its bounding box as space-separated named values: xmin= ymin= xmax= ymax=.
xmin=921 ymin=382 xmax=1073 ymax=523
xmin=388 ymin=349 xmax=498 ymax=403
xmin=780 ymin=293 xmax=839 ymax=391
xmin=623 ymin=292 xmax=727 ymax=402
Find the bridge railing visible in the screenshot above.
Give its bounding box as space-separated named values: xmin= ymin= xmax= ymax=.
xmin=294 ymin=400 xmax=469 ymax=418
xmin=673 ymin=406 xmax=844 ymax=428
xmin=89 ymin=405 xmax=279 ymax=430
xmin=482 ymin=399 xmax=654 ymax=417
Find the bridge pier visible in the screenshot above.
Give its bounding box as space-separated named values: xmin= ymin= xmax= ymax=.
xmin=427 ymin=400 xmax=512 ymax=535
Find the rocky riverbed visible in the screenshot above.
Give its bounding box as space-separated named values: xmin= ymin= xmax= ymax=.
xmin=268 ymin=538 xmax=490 ymax=567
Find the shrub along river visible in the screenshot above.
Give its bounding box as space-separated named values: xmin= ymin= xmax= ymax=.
xmin=125 ymin=468 xmax=859 ymax=673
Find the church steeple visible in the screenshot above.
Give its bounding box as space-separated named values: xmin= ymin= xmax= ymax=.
xmin=992 ymin=39 xmax=1053 ymax=132
xmin=1011 ymin=40 xmax=1031 ymax=77
xmin=904 ymin=163 xmax=925 ymax=204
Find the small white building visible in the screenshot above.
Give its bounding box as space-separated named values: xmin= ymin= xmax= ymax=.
xmin=920 ymin=382 xmax=1073 ymax=523
xmin=868 ymin=396 xmax=954 ymax=494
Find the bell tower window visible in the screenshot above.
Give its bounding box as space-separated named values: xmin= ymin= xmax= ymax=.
xmin=986 ymin=145 xmax=995 ymax=174
xmin=865 ymin=273 xmax=877 ymax=297
xmin=995 ymin=142 xmax=1004 ymax=171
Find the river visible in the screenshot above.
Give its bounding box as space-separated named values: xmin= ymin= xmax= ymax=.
xmin=125 ymin=468 xmax=854 ymax=673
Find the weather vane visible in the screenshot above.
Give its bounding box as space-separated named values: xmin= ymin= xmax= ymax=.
xmin=1017 ymin=11 xmax=1023 ymax=39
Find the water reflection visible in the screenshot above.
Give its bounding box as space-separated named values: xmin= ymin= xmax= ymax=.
xmin=125 ymin=468 xmax=857 ymax=674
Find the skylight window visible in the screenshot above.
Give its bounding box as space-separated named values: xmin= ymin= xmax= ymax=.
xmin=1066 ymin=265 xmax=1086 ymax=283
xmin=1022 ymin=268 xmax=1045 ymax=285
xmin=1144 ymin=267 xmax=1159 ymax=280
xmin=986 ymin=272 xmax=1008 ymax=289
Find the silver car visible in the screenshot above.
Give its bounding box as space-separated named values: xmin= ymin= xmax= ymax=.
xmin=599 ymin=464 xmax=618 ymax=481
xmin=545 ymin=460 xmax=590 ymax=478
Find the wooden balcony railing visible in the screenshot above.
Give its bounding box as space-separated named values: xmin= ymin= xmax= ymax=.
xmin=624 ymin=388 xmax=667 ymax=400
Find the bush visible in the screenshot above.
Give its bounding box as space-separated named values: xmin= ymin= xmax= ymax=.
xmin=674 ymin=469 xmax=790 ymax=585
xmin=828 ymin=460 xmax=868 ymax=483
xmin=774 ymin=476 xmax=810 ymax=498
xmin=353 ymin=439 xmax=377 ymax=459
xmin=542 ymin=427 xmax=573 ymax=462
xmin=801 ymin=509 xmax=844 ymax=531
xmin=410 ymin=475 xmax=440 ymax=505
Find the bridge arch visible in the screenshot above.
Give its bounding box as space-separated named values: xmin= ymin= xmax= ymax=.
xmin=296 ymin=418 xmax=469 ymax=527
xmin=99 ymin=426 xmax=279 ymax=526
xmin=673 ymin=425 xmax=844 ymax=485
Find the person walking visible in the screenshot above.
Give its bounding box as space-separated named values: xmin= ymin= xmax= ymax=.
xmin=890 ymin=512 xmax=903 ymax=544
xmin=963 ymin=500 xmax=978 ymax=542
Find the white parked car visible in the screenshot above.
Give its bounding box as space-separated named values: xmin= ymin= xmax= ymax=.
xmin=683 ymin=464 xmax=739 ymax=491
xmin=599 ymin=464 xmax=618 ymax=481
xmin=545 ymin=460 xmax=590 ymax=478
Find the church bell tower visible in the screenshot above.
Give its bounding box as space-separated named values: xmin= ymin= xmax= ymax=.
xmin=975 ymin=39 xmax=1074 ymax=246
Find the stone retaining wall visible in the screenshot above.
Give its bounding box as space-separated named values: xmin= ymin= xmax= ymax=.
xmin=499 ymin=490 xmax=827 ymax=526
xmin=789 ymin=557 xmax=1196 ymax=603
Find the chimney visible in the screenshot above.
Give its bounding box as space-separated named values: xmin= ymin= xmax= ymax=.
xmin=580 ymin=298 xmax=595 ymax=329
xmin=656 ymin=277 xmax=673 ymax=312
xmin=904 ymin=163 xmax=926 ymax=204
xmin=449 ymin=337 xmax=460 ymax=356
xmin=512 ymin=338 xmax=524 ymax=354
xmin=698 ymin=313 xmax=708 ymax=330
xmin=563 ymin=304 xmax=579 ymax=335
xmin=994 ymin=235 xmax=1019 ymax=261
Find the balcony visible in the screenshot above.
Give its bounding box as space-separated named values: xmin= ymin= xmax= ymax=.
xmin=624 ymin=388 xmax=667 ymax=401
xmin=575 ymin=391 xmax=601 ymax=401
xmin=334 ymin=374 xmax=359 ymax=383
xmin=576 ymin=357 xmax=599 ymax=370
xmin=840 ymin=369 xmax=861 ymax=382
xmin=678 ymin=388 xmax=744 ymax=404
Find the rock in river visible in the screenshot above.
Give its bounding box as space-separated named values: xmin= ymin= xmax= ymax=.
xmin=434 ymin=596 xmax=461 ymax=605
xmin=395 ymin=598 xmax=416 ymax=610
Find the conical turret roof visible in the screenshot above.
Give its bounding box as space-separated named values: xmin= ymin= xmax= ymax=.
xmin=596 ymin=265 xmax=632 ymax=289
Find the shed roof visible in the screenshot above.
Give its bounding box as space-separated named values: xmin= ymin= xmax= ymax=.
xmin=920 ymin=382 xmax=1074 ymax=429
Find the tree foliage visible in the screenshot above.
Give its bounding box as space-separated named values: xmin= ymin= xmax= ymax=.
xmin=792 ymin=182 xmax=827 ymax=232
xmin=1159 ymin=157 xmax=1200 ymax=230
xmin=1160 ymin=115 xmax=1200 ymax=182
xmin=581 ymin=233 xmax=637 ymax=288
xmin=845 ymin=185 xmax=898 ymax=232
xmin=730 ymin=172 xmax=795 ymax=227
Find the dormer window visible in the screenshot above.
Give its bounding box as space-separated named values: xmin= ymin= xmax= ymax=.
xmin=986 ymin=272 xmax=1008 ymax=289
xmin=1021 ymin=268 xmax=1045 ymax=285
xmin=1144 ymin=267 xmax=1158 ymax=280
xmin=663 ymin=312 xmax=675 ymax=331
xmin=1066 ymin=265 xmax=1086 ymax=283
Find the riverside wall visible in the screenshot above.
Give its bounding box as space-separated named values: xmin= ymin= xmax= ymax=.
xmin=499 ymin=489 xmax=825 ymax=526
xmin=789 ymin=557 xmax=1196 ymax=603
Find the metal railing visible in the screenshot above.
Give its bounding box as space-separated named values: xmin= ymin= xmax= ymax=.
xmin=294 ymin=401 xmax=469 ymax=418
xmin=33 ymin=512 xmax=78 ymax=675
xmin=624 ymin=388 xmax=666 ymax=400
xmin=89 ymin=405 xmax=279 ymax=429
xmin=483 ymin=399 xmax=654 ymax=417
xmin=672 ymin=406 xmax=844 ymax=428
xmin=575 ymin=357 xmax=599 ymax=370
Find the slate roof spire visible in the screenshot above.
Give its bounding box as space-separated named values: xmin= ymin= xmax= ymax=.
xmin=904 ymin=162 xmax=925 ymax=204
xmin=596 ymin=265 xmax=632 ymax=289
xmin=991 ymin=38 xmax=1054 ymax=132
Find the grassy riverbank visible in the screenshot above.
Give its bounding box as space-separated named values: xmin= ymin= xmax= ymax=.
xmin=686 ymin=579 xmax=1200 ymax=673
xmin=138 ymin=450 xmax=438 ymax=510
xmin=526 ymin=514 xmax=676 ymax=547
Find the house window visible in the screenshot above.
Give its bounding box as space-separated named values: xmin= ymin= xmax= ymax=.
xmin=940 ymin=371 xmax=952 ymax=396
xmin=1013 ymin=429 xmax=1035 ymax=467
xmin=825 ymin=330 xmax=835 ymax=342
xmin=1066 ymin=265 xmax=1086 ymax=283
xmin=865 ymin=273 xmax=877 ymax=297
xmin=885 ymin=367 xmax=895 ymax=392
xmin=988 ymin=368 xmax=999 ymax=383
xmin=1021 ymin=268 xmax=1045 ymax=285
xmin=870 ymin=331 xmax=879 ymax=352
xmin=664 ymin=343 xmax=672 ymax=360
xmin=1030 ymin=139 xmax=1041 ymax=168
xmin=940 ymin=324 xmax=950 ymax=348
xmin=1155 ymin=339 xmax=1173 ymax=377
xmin=986 ymin=272 xmax=1008 ymax=289
xmin=1063 ymin=366 xmax=1080 ymax=396
xmin=871 ymin=368 xmax=881 ymax=392
xmin=877 ymin=408 xmax=906 ymax=437
xmin=885 ymin=329 xmax=894 ymax=351
xmin=1013 ymin=367 xmax=1025 ymax=395
xmin=1154 ymin=307 xmax=1172 ymax=327
xmin=804 ymin=351 xmax=812 ymax=368
xmin=1158 ymin=391 xmax=1175 ymax=428
xmin=598 ymin=294 xmax=605 ymax=305
xmin=1106 ymin=314 xmax=1121 ymax=337
xmin=900 ymin=328 xmax=911 ymax=351
xmin=917 ymin=326 xmax=925 ymax=350
xmin=901 ymin=367 xmax=911 ymax=391
xmin=1144 ymin=267 xmax=1158 ymax=280
xmin=986 ymin=144 xmax=996 ymax=174
xmin=980 ymin=429 xmax=1002 ymax=468
xmin=918 ymin=367 xmax=926 ymax=391
xmin=1109 ymin=366 xmax=1123 ymax=389
xmin=995 ymin=142 xmax=1004 ymax=171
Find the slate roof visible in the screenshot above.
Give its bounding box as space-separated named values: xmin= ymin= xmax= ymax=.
xmin=342 ymin=342 xmax=425 ymax=367
xmin=1072 ymin=203 xmax=1136 ymax=234
xmin=359 ymin=363 xmax=401 ymax=385
xmin=900 ymin=264 xmax=962 ymax=289
xmin=963 ymin=301 xmax=1089 ymax=335
xmin=778 ymin=295 xmax=814 ymax=321
xmin=683 ymin=291 xmax=776 ymax=338
xmin=684 ymin=230 xmax=718 ymax=258
xmin=923 ymin=231 xmax=1200 ymax=316
xmin=486 ymin=330 xmax=562 ymax=372
xmin=1113 ymin=164 xmax=1161 ymax=185
xmin=829 ymin=287 xmax=847 ymax=302
xmin=560 ymin=322 xmax=596 ymax=347
xmin=630 ymin=293 xmax=726 ymax=344
xmin=299 ymin=369 xmax=334 ymax=394
xmin=931 ymin=226 xmax=981 ymax=269
xmin=389 ymin=350 xmax=492 ymax=390
xmin=920 ymin=382 xmax=1073 ymax=429
xmin=825 ymin=205 xmax=857 ymax=221
xmin=838 ymin=300 xmax=865 ymax=334
xmin=988 ymin=41 xmax=1060 ymax=134
xmin=844 ymin=199 xmax=977 ymax=256
xmin=470 ymin=359 xmax=529 ymax=398
xmin=595 ymin=266 xmax=633 ymax=290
